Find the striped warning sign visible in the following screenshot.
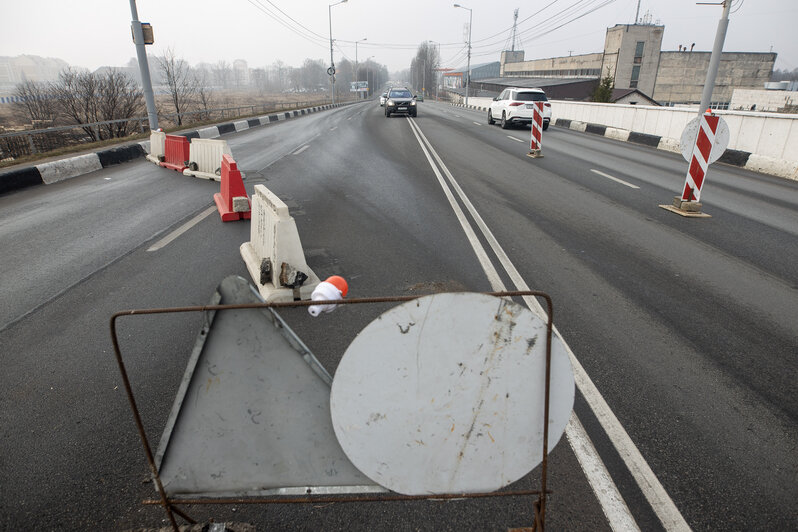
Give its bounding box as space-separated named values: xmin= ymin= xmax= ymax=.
xmin=680 ymin=112 xmax=728 ymax=202
xmin=529 ymin=102 xmax=544 ymax=157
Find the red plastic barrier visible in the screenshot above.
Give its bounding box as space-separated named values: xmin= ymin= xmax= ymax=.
xmin=213 ymin=154 xmax=251 ymax=222
xmin=160 ymin=135 xmax=190 ymax=171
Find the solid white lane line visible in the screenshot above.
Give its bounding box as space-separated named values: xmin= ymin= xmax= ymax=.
xmin=409 ymin=117 xmax=690 ymax=531
xmin=293 ymin=144 xmax=310 ymax=155
xmin=567 ymin=414 xmax=641 ymax=532
xmin=507 ymin=135 xmax=525 ymax=143
xmin=405 ymin=118 xmax=505 ymax=290
xmin=591 ymin=169 xmax=640 ymax=189
xmin=406 ymin=117 xmax=637 ymax=530
xmin=146 ymin=206 xmax=216 ymax=252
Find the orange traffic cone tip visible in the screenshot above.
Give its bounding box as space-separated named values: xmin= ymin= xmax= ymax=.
xmin=324 ymin=276 xmax=348 ymax=297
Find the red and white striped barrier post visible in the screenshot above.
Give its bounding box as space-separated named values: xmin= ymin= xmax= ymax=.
xmin=681 ymin=110 xmax=720 ymax=203
xmin=528 ymin=101 xmax=544 ymax=158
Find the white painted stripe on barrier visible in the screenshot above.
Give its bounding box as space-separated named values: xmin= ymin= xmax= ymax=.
xmin=604 ymin=127 xmax=631 ymax=142
xmin=37 ymin=153 xmax=102 ymax=184
xmin=234 ymin=120 xmax=249 ymax=132
xmin=657 ymin=137 xmax=681 ymax=154
xmin=138 ymin=140 xmax=151 ymax=155
xmin=744 ymin=154 xmax=798 ymax=181
xmin=570 ymin=120 xmax=588 ymax=133
xmin=197 ymin=126 xmax=220 ymax=139
xmin=258 ymin=116 xmax=271 ymax=125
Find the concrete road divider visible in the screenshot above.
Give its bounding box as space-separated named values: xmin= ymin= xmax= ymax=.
xmin=145 ymin=130 xmax=166 ymax=164
xmin=197 ymin=126 xmax=220 ymax=139
xmin=37 ymin=153 xmax=102 ymax=184
xmin=213 ymin=154 xmax=251 ymax=222
xmin=183 ymin=138 xmax=232 ymax=181
xmin=234 ymin=120 xmax=249 ymax=132
xmin=160 ymin=135 xmax=190 ymax=172
xmin=240 ymin=184 xmax=320 ymax=302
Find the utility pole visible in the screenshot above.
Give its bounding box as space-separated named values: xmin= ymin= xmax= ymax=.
xmin=698 ymin=0 xmax=732 ymax=115
xmin=328 ymin=0 xmax=348 ymax=105
xmin=454 ymin=4 xmax=473 ymax=107
xmin=129 ymin=0 xmax=157 ymax=130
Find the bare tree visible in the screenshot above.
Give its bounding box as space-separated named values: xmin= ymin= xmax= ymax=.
xmin=12 ymin=80 xmax=57 ymax=125
xmin=193 ymin=68 xmax=214 ymax=120
xmin=97 ymin=68 xmax=144 ymax=138
xmin=51 ymin=67 xmax=102 ymax=140
xmin=157 ymin=48 xmax=197 ymax=125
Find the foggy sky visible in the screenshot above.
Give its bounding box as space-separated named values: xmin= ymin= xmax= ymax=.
xmin=1 ymin=0 xmax=795 ymax=73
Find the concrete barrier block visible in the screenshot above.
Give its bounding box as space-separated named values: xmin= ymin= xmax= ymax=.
xmin=0 ymin=166 xmax=43 ymax=195
xmin=234 ymin=120 xmax=249 ymax=132
xmin=657 ymin=137 xmax=681 ymax=154
xmin=604 ymin=127 xmax=630 ymax=142
xmin=240 ymin=184 xmax=320 ymax=302
xmin=745 ymin=154 xmax=798 ymax=181
xmin=184 ymin=138 xmax=232 ymax=181
xmin=258 ymin=115 xmax=271 ymax=125
xmin=197 ymin=126 xmax=220 ymax=139
xmin=37 ymin=153 xmax=102 ymax=184
xmin=145 ymin=130 xmax=166 ymax=163
xmin=570 ymin=121 xmax=587 ymax=132
xmin=247 ymin=118 xmax=260 ymax=128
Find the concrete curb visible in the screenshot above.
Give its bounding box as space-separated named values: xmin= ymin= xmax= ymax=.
xmin=448 ymin=102 xmax=797 ymax=181
xmin=551 ymin=117 xmax=797 ymax=181
xmin=0 ymin=102 xmax=355 ymax=196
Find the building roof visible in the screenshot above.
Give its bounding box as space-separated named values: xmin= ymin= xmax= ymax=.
xmin=610 ymin=88 xmax=660 ymax=105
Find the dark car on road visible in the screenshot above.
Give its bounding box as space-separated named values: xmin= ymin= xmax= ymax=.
xmin=384 ymin=87 xmax=417 ymax=117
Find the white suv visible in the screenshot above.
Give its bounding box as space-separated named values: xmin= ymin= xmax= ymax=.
xmin=488 ymin=88 xmax=551 ymax=130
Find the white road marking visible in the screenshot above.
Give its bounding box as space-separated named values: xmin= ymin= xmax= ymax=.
xmin=473 ymin=121 xmax=482 ymax=126
xmin=507 ymin=135 xmax=525 ymax=143
xmin=454 ymin=114 xmax=462 ymax=118
xmin=293 ymin=144 xmax=310 ymax=155
xmin=591 ymin=169 xmax=640 ymax=189
xmin=146 ymin=206 xmax=216 ymax=252
xmin=330 ymin=126 xmax=338 ymax=131
xmin=407 ymin=116 xmax=690 ymax=531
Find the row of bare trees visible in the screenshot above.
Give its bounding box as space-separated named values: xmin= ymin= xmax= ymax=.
xmin=13 ymin=68 xmax=144 ymax=140
xmin=410 ymin=42 xmax=441 ymax=98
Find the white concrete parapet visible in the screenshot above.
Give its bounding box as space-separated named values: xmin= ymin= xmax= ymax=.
xmin=145 ymin=131 xmax=166 ymax=164
xmin=240 ymin=184 xmax=320 ymax=302
xmin=37 ymin=153 xmax=102 ymax=184
xmin=183 ymin=138 xmax=232 ymax=181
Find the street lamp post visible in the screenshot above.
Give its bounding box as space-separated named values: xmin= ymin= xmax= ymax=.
xmin=355 ymin=37 xmax=367 ymax=100
xmin=328 ymin=0 xmax=348 ymax=105
xmin=454 ymin=4 xmax=472 ymax=107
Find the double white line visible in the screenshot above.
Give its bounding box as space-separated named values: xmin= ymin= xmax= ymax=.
xmin=405 ymin=116 xmax=690 ymax=532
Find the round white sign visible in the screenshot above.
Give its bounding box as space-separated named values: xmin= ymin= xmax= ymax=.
xmin=329 ymin=292 xmax=575 ymax=495
xmin=680 ymin=115 xmax=730 ymax=164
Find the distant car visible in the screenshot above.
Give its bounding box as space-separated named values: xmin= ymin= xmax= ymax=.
xmin=488 ymin=88 xmax=551 ymax=130
xmin=380 ymin=92 xmax=388 ymax=106
xmin=416 ymin=93 xmax=424 ymax=102
xmin=384 ymin=87 xmax=417 ymax=117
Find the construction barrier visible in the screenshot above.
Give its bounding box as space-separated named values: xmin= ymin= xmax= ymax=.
xmin=528 ymin=102 xmax=544 ymax=158
xmin=160 ymin=134 xmax=190 ymax=172
xmin=145 ymin=130 xmax=166 ymax=164
xmin=213 ymin=154 xmax=251 ymax=222
xmin=183 ymin=138 xmax=232 ymax=181
xmin=240 ymin=184 xmax=320 ymax=302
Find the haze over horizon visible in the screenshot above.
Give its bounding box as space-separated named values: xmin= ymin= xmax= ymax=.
xmin=1 ymin=0 xmax=795 ymax=75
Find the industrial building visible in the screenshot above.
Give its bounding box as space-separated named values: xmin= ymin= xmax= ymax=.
xmin=497 ymin=22 xmax=776 ymax=108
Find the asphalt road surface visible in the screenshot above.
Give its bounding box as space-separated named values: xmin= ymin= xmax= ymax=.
xmin=1 ymin=99 xmax=796 ymax=531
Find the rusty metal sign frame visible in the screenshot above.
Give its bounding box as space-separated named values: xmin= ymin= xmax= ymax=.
xmin=110 ymin=288 xmax=558 ymax=531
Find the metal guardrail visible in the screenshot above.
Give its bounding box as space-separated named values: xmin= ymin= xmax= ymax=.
xmin=0 ymin=99 xmax=348 ymax=160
